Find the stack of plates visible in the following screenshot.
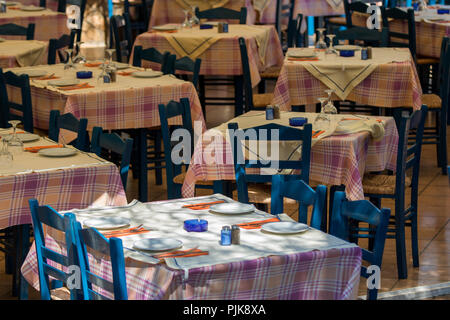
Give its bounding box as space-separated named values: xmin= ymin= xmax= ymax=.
xmin=48 ymin=79 xmax=80 ymax=87
xmin=16 ymin=70 xmax=47 ymax=78
xmin=21 ymin=5 xmax=45 ymax=11
xmin=334 ymin=45 xmax=362 ymax=51
xmin=83 ymin=217 xmax=131 ymax=230
xmin=38 ymin=147 xmax=78 ymax=157
xmin=287 ymin=48 xmax=317 ymax=58
xmin=132 ymin=71 xmax=163 ymax=78
xmin=209 ymin=202 xmax=255 ymax=215
xmin=152 ymin=24 xmax=180 ymax=31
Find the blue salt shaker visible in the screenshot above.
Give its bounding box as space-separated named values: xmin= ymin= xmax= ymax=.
xmin=266 ymin=105 xmax=274 ymax=120
xmin=220 ymin=226 xmax=232 ymax=246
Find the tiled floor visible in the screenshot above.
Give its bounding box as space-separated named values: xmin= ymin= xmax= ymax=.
xmin=0 ymin=99 xmax=448 ymax=300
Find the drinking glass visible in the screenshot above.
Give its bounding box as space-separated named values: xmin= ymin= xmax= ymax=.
xmin=97 ymin=58 xmax=111 ymax=85
xmin=325 ymin=34 xmax=337 ymax=55
xmin=72 ymin=41 xmax=86 ymax=64
xmin=7 ymin=120 xmax=23 ymax=155
xmin=0 ymin=139 xmax=13 ymax=169
xmin=189 ymin=6 xmax=200 ymax=26
xmin=105 ymin=48 xmax=116 ymax=68
xmin=324 ymin=89 xmax=338 ymax=115
xmin=315 ymin=28 xmax=327 ymax=50
xmin=182 ymin=9 xmax=192 ymax=28
xmin=64 ymin=48 xmax=76 ymax=70
xmin=314 ymin=97 xmax=331 ymax=131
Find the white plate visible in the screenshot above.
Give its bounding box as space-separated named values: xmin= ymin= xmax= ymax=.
xmin=287 ymin=49 xmax=317 ymax=58
xmin=17 ymin=70 xmax=47 ymax=78
xmin=83 ymin=217 xmax=131 ymax=230
xmin=209 ymin=202 xmax=255 ymax=215
xmin=38 ymin=147 xmax=78 ymax=157
xmin=21 ymin=5 xmax=45 ymax=11
xmin=114 ymin=62 xmax=131 ymax=70
xmin=6 ymin=2 xmax=19 ymax=6
xmin=48 ymin=79 xmax=80 ymax=87
xmin=133 ymin=238 xmax=183 ymax=252
xmin=132 ymin=71 xmax=163 ymax=78
xmin=261 ymin=221 xmax=309 ymax=234
xmin=334 ymin=45 xmax=362 ymax=51
xmin=152 ymin=24 xmax=180 ymax=31
xmin=17 ymin=133 xmax=40 ymax=143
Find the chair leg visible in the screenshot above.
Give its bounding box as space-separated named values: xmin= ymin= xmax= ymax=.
xmin=394 ymin=202 xmax=408 ymax=279
xmin=258 ymin=80 xmax=266 ymax=94
xmin=138 ymin=129 xmax=148 ymax=202
xmin=439 ymin=110 xmax=448 ymax=175
xmin=410 ymin=212 xmax=420 ymax=268
xmin=234 ymin=75 xmax=244 ymax=116
xmin=199 ymin=75 xmax=206 ymax=119
xmin=154 ymin=131 xmax=163 ymax=186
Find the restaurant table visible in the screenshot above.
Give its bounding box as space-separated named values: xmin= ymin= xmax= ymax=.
xmin=15 ymin=0 xmax=59 ymax=11
xmin=293 ymin=0 xmax=344 ymax=17
xmin=0 ymin=128 xmax=127 ymax=296
xmin=21 ymin=194 xmax=362 ymax=300
xmin=133 ymin=24 xmax=284 ymax=114
xmin=182 ymin=111 xmax=399 ymax=202
xmin=0 ymin=3 xmax=68 ymax=41
xmin=0 ymin=39 xmax=47 ymax=68
xmin=351 ymin=4 xmax=450 ymax=59
xmin=272 ymin=47 xmax=423 ymax=111
xmin=5 ymin=63 xmax=206 ymax=202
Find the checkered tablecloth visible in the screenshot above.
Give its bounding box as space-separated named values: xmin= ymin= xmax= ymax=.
xmin=182 ymin=113 xmax=398 ymax=201
xmin=133 ymin=25 xmax=284 ymax=86
xmin=272 ymin=49 xmax=423 ymax=111
xmin=21 ymin=195 xmax=362 ymax=300
xmin=5 ymin=64 xmax=206 ymax=131
xmin=0 ymin=5 xmax=69 ymax=41
xmin=293 ymin=0 xmax=344 ymax=17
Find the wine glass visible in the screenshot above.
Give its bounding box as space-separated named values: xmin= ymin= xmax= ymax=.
xmin=6 ymin=120 xmax=23 ymax=155
xmin=97 ymin=57 xmax=111 ymax=85
xmin=325 ymin=34 xmax=337 ymax=55
xmin=105 ymin=48 xmax=116 ymax=68
xmin=64 ymin=49 xmax=76 ymax=70
xmin=72 ymin=41 xmax=86 ymax=64
xmin=0 ymin=138 xmax=13 ymax=169
xmin=182 ymin=9 xmax=192 ymax=28
xmin=324 ymin=89 xmax=338 ymax=115
xmin=314 ymin=97 xmax=331 ymax=131
xmin=189 ymin=6 xmax=200 ymax=26
xmin=315 ymin=28 xmax=327 ymax=50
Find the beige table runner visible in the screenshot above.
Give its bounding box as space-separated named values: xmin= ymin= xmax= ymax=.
xmin=326 ymin=0 xmax=343 ymax=10
xmin=0 ymin=40 xmax=47 ymax=67
xmin=162 ymin=24 xmax=271 ymax=63
xmin=290 ymin=47 xmax=412 ymax=100
xmin=252 ymin=0 xmax=271 ymax=12
xmin=0 ymin=6 xmax=59 ymax=19
xmin=174 ymin=0 xmax=230 ymax=10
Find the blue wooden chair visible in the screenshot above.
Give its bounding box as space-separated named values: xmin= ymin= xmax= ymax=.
xmin=40 ymin=0 xmax=67 ymax=12
xmin=48 ymin=30 xmax=78 ymax=64
xmin=238 ymin=37 xmax=274 ymax=113
xmin=330 ymin=191 xmax=391 ymax=300
xmin=48 ymin=110 xmax=89 ymax=152
xmin=73 ymin=221 xmax=128 ymax=300
xmin=158 ymin=98 xmax=214 ymax=199
xmin=172 ymin=56 xmax=202 ymax=90
xmin=28 ymin=199 xmax=81 ymax=300
xmin=271 ymin=176 xmax=327 ymax=231
xmin=91 ymin=127 xmax=134 ymax=191
xmin=228 ymin=122 xmax=312 ymax=211
xmin=110 ymin=13 xmax=133 ymax=63
xmin=132 ymin=45 xmax=173 ymax=74
xmin=0 ymin=23 xmax=35 ymax=40
xmin=124 ymin=0 xmax=153 ymax=40
xmin=0 ymin=68 xmax=34 ymax=133
xmin=194 ymin=6 xmax=247 ymax=24
xmin=420 ymin=37 xmax=449 ymax=174
xmin=362 ymin=105 xmax=428 ymax=279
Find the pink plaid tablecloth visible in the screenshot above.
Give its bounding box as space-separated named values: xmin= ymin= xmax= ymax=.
xmin=133 ymin=25 xmax=284 ymax=86
xmin=182 ymin=113 xmax=398 ymax=201
xmin=0 ymin=6 xmax=68 ymax=42
xmin=0 ymin=165 xmax=127 ymax=230
xmin=0 ymin=55 xmax=18 ymax=68
xmin=272 ymin=51 xmax=423 ymax=111
xmin=293 ymin=0 xmax=344 ymax=17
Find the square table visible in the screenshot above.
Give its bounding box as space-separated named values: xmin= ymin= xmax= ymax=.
xmin=0 ymin=39 xmax=47 ymax=68
xmin=182 ymin=111 xmax=399 ymax=202
xmin=272 ymin=47 xmax=423 ymax=111
xmin=133 ymin=24 xmax=284 ymax=115
xmin=21 ymin=194 xmax=362 ymax=300
xmin=5 ymin=63 xmax=206 ymax=202
xmin=0 ymin=3 xmax=69 ymax=41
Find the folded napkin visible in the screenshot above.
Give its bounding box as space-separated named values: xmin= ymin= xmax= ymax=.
xmin=154 ymin=248 xmax=209 ymax=260
xmin=148 ymin=29 xmax=178 ymax=33
xmin=182 ymin=200 xmax=225 ymax=210
xmin=84 ymin=62 xmax=102 ymax=67
xmin=118 ymin=71 xmax=134 ymax=76
xmin=288 ymin=57 xmax=320 ymax=62
xmin=36 ymin=75 xmax=60 ymax=81
xmin=102 ymin=226 xmax=150 ymax=238
xmin=236 ymin=217 xmax=280 ymax=230
xmin=59 ymin=83 xmax=94 ymax=91
xmin=336 ymin=118 xmax=385 ymax=141
xmin=24 ymin=144 xmax=63 ymax=153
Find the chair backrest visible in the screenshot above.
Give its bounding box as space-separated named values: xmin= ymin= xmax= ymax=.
xmin=195 ymin=6 xmax=247 ymax=24
xmin=228 ymin=122 xmax=312 ymax=204
xmin=0 ymin=23 xmax=35 ymax=40
xmin=28 ymin=199 xmax=81 ymax=300
xmin=172 ymin=56 xmax=202 ymax=89
xmin=90 ymin=127 xmax=134 ymax=191
xmin=48 ymin=29 xmax=78 ymax=64
xmin=287 ymin=13 xmax=305 ymax=48
xmin=381 ymin=7 xmax=416 ymax=60
xmin=334 ymin=26 xmax=389 ymax=47
xmin=392 ymin=105 xmax=428 ymax=206
xmin=271 ymin=176 xmax=326 ymax=230
xmin=110 ymin=13 xmax=133 ymax=63
xmin=238 ymin=37 xmax=260 ymax=112
xmin=330 ymin=191 xmax=390 ymax=300
xmin=158 ymin=98 xmax=193 ymax=198
xmin=40 ymin=0 xmax=66 ymax=12
xmin=48 ymin=110 xmax=89 ymax=151
xmin=74 ymin=222 xmax=128 ymax=300
xmin=0 ymin=69 xmax=34 ymax=133
xmin=275 ymin=0 xmax=295 ymax=40
xmin=437 ymin=37 xmax=450 ymax=103
xmin=344 ymin=0 xmax=371 ymax=28
xmin=132 ymin=45 xmax=172 ymax=74
xmin=124 ymin=0 xmax=153 ymax=34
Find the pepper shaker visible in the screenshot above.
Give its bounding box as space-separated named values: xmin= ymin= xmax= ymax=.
xmin=273 ymin=105 xmax=280 ymax=119
xmin=231 ymin=225 xmax=240 ymax=244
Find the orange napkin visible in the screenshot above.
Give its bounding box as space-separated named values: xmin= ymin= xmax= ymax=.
xmin=8 ymin=7 xmax=21 ymax=10
xmin=36 ymin=75 xmax=60 ymax=81
xmin=84 ymin=62 xmax=102 ymax=67
xmin=24 ymin=144 xmax=63 ymax=153
xmin=312 ymin=130 xmax=325 ymax=138
xmin=182 ymin=200 xmax=225 ymax=210
xmin=153 ymin=248 xmax=209 ymax=260
xmin=148 ymin=30 xmax=178 ymax=34
xmin=118 ymin=71 xmax=134 ymax=76
xmin=236 ymin=217 xmax=280 ymax=230
xmin=59 ymin=83 xmax=94 ymax=91
xmin=102 ymin=226 xmax=150 ymax=238
xmin=288 ymin=57 xmax=320 ymax=62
